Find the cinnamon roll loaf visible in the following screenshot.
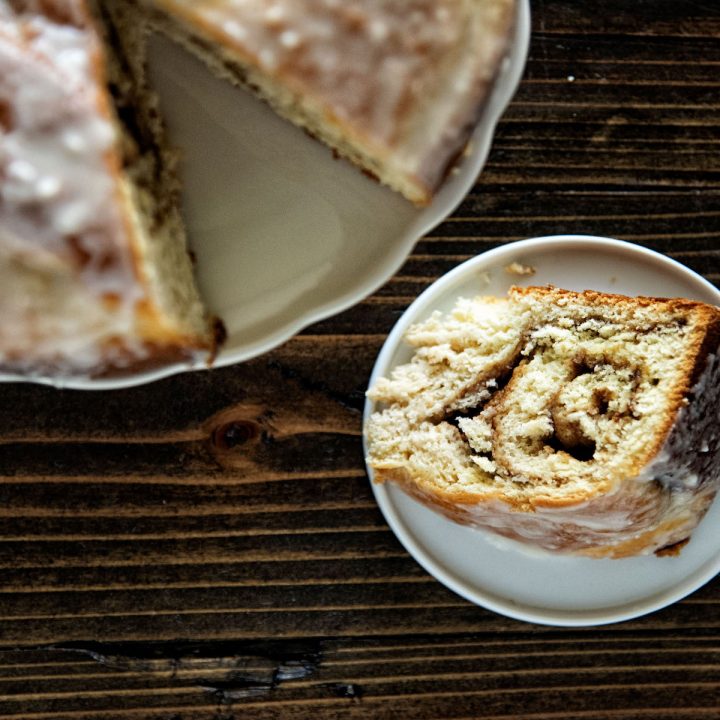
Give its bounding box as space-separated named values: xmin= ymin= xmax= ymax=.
xmin=0 ymin=0 xmax=217 ymax=377
xmin=129 ymin=0 xmax=518 ymax=206
xmin=366 ymin=286 xmax=720 ymax=558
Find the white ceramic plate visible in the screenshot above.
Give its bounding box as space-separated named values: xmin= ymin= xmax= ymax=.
xmin=363 ymin=235 xmax=720 ymax=626
xmin=3 ymin=1 xmax=530 ymax=390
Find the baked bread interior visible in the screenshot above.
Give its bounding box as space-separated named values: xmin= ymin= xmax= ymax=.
xmin=366 ymin=286 xmax=720 ymax=558
xmin=0 ymin=0 xmax=217 ymax=377
xmin=130 ymin=0 xmax=517 ymax=206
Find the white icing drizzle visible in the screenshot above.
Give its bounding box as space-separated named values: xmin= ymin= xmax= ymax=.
xmin=0 ymin=1 xmax=147 ymax=374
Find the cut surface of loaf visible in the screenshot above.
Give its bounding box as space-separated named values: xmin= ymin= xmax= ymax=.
xmin=366 ymin=286 xmax=720 ymax=557
xmin=130 ymin=0 xmax=517 ymax=206
xmin=0 ymin=0 xmax=216 ymax=376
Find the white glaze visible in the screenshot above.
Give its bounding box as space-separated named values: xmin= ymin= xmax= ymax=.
xmin=0 ymin=2 xmax=147 ymax=374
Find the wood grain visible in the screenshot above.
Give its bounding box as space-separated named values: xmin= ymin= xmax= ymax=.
xmin=1 ymin=1 xmax=720 ymax=718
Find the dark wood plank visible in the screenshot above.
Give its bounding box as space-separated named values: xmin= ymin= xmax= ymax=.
xmin=1 ymin=1 xmax=720 ymax=718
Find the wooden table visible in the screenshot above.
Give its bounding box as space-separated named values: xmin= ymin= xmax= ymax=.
xmin=1 ymin=1 xmax=719 ymax=718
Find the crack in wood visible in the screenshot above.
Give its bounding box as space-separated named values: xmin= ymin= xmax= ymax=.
xmin=40 ymin=639 xmax=323 ymax=704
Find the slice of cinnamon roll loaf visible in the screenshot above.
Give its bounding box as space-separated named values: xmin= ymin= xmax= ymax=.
xmin=366 ymin=286 xmax=720 ymax=558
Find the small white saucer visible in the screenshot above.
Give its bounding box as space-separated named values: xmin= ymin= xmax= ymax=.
xmin=363 ymin=235 xmax=720 ymax=626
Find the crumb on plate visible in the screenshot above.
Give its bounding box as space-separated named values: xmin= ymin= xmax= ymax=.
xmin=505 ymin=261 xmax=536 ymax=277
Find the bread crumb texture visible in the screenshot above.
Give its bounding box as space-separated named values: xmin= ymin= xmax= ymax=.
xmin=366 ymin=286 xmax=720 ymax=557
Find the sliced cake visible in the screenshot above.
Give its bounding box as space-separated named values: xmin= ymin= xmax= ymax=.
xmin=366 ymin=286 xmax=720 ymax=557
xmin=129 ymin=0 xmax=518 ymax=206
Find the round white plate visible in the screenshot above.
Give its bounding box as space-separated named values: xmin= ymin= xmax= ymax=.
xmin=363 ymin=235 xmax=720 ymax=626
xmin=3 ymin=1 xmax=530 ymax=390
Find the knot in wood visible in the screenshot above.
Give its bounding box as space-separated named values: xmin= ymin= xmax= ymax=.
xmin=212 ymin=420 xmax=260 ymax=450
